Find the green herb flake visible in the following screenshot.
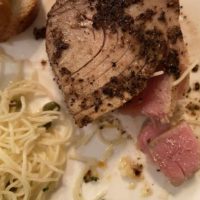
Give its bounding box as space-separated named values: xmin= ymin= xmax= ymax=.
xmin=83 ymin=170 xmax=99 ymax=183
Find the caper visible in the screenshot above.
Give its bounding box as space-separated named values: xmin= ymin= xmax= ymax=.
xmin=9 ymin=97 xmax=22 ymax=112
xmin=43 ymin=101 xmax=60 ymax=111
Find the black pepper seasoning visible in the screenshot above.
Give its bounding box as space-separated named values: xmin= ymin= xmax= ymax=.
xmin=133 ymin=164 xmax=143 ymax=177
xmin=167 ymin=26 xmax=183 ymax=44
xmin=192 ymin=64 xmax=199 ymax=73
xmin=51 ymin=29 xmax=70 ymax=64
xmin=194 ymin=82 xmax=200 ymax=91
xmin=158 ymin=11 xmax=166 ymax=22
xmin=41 ymin=60 xmax=47 ymax=66
xmin=33 ymin=27 xmax=46 ymax=40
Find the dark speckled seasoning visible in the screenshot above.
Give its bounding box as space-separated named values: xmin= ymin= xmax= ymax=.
xmin=46 ymin=0 xmax=187 ymax=127
xmin=167 ymin=26 xmax=183 ymax=44
xmin=51 ymin=29 xmax=69 ymax=64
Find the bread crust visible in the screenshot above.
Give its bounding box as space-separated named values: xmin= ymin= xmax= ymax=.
xmin=0 ymin=0 xmax=12 ymax=41
xmin=0 ymin=0 xmax=39 ymax=42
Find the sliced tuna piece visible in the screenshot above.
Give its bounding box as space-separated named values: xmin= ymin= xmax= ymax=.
xmin=121 ymin=73 xmax=189 ymax=121
xmin=138 ymin=120 xmax=170 ymax=154
xmin=121 ymin=75 xmax=173 ymax=121
xmin=149 ymin=121 xmax=200 ymax=186
xmin=140 ymin=75 xmax=173 ymax=120
xmin=46 ymin=0 xmax=188 ymax=127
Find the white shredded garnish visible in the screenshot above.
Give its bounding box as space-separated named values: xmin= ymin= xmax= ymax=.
xmin=92 ymin=190 xmax=107 ymax=200
xmin=151 ymin=71 xmax=164 ymax=77
xmin=172 ymin=61 xmax=199 ymax=87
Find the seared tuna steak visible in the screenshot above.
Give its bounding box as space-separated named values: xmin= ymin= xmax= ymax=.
xmin=46 ymin=0 xmax=187 ymax=127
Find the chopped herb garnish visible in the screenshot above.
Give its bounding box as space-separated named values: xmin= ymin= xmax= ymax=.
xmin=83 ymin=170 xmax=99 ymax=183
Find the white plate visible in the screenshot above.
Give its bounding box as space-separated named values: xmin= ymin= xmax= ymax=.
xmin=1 ymin=1 xmax=200 ymax=200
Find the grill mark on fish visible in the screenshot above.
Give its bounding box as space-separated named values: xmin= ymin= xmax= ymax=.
xmin=71 ymin=28 xmax=106 ymax=75
xmin=74 ymin=45 xmax=134 ymax=97
xmin=48 ymin=2 xmax=73 ymax=18
xmin=95 ymin=46 xmax=131 ymax=76
xmin=73 ymin=52 xmax=161 ymax=118
xmin=73 ymin=57 xmax=148 ymax=116
xmin=100 ymin=53 xmax=148 ymax=81
xmin=73 ymin=45 xmax=131 ymax=91
xmin=95 ymin=31 xmax=120 ymax=66
xmin=72 ymin=6 xmax=93 ymax=21
xmin=72 ymin=30 xmax=119 ymax=79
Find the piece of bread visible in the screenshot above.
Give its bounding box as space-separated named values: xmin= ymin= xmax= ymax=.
xmin=0 ymin=0 xmax=38 ymax=42
xmin=0 ymin=0 xmax=12 ymax=39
